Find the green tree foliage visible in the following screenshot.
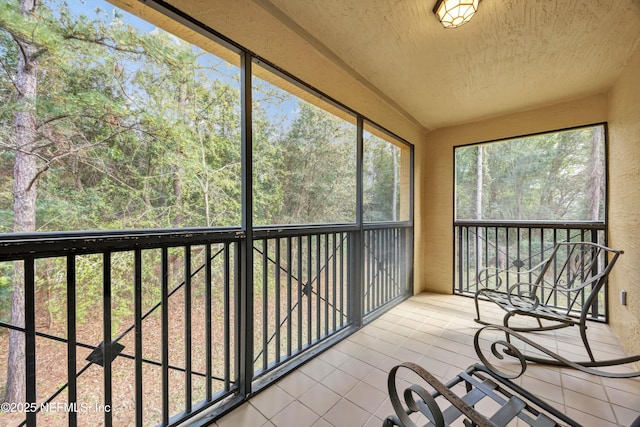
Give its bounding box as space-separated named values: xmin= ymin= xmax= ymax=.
xmin=251 ymin=75 xmax=359 ymax=226
xmin=276 ymin=102 xmax=357 ymax=225
xmin=363 ymin=132 xmax=400 ymax=221
xmin=0 ymin=0 xmax=244 ymax=233
xmin=455 ymin=126 xmax=606 ymax=221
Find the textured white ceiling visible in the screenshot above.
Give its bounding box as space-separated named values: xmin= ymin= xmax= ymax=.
xmin=251 ymin=0 xmax=640 ymax=130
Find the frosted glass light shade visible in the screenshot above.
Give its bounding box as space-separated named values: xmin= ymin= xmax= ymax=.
xmin=433 ymin=0 xmax=479 ymax=28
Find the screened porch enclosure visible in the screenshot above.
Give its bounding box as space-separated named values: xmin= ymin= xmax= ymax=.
xmin=2 ymin=0 xmax=639 ymax=426
xmin=0 ymin=0 xmax=416 ymax=424
xmin=0 ymin=1 xmax=415 ymax=425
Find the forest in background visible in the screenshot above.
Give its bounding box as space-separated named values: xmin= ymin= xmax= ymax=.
xmin=0 ymin=1 xmax=401 ymax=234
xmin=455 ymin=125 xmax=605 ymax=222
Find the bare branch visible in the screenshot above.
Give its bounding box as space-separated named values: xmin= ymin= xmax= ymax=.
xmin=0 ymin=57 xmax=19 ymax=92
xmin=63 ymin=33 xmax=144 ymax=56
xmin=20 ymin=121 xmax=149 ymax=191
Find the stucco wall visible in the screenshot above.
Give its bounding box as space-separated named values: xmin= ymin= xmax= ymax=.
xmin=607 ymin=45 xmax=640 ymax=358
xmin=415 ymin=95 xmax=608 ymax=294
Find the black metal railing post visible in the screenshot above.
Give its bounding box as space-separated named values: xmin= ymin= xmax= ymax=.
xmin=25 ymin=257 xmax=36 ymax=427
xmin=67 ymin=255 xmax=78 ymax=427
xmin=351 ymin=115 xmax=364 ymax=328
xmin=103 ymin=252 xmax=113 ymax=427
xmin=239 ymin=50 xmax=254 ymax=400
xmin=134 ymin=250 xmax=143 ymax=426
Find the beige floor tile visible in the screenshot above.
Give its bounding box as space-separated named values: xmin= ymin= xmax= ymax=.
xmin=317 ymin=347 xmax=351 ymax=367
xmin=378 ymin=329 xmax=407 ymax=345
xmin=216 ymin=402 xmax=268 ymax=427
xmin=349 ymin=330 xmax=379 ymax=347
xmin=339 ymin=356 xmax=374 ymax=379
xmin=561 ymin=371 xmax=608 ymax=400
xmin=310 ymin=417 xmax=333 ymax=427
xmin=520 ymin=375 xmax=565 ymax=405
xmin=321 ymin=368 xmax=359 ymax=396
xmin=354 ymin=347 xmax=388 ymax=367
xmin=300 ymin=357 xmax=336 ymax=381
xmin=333 ymin=339 xmax=365 ymax=357
xmin=612 ymin=404 xmax=640 ymax=427
xmin=345 ymin=381 xmax=387 ymax=413
xmin=606 ymin=386 xmax=640 ymax=411
xmin=390 ymin=345 xmax=423 ymax=363
xmin=323 ymin=399 xmax=370 ymax=427
xmin=361 ymin=366 xmax=388 ymax=392
xmin=270 ymin=401 xmax=319 ymax=427
xmin=416 ymin=354 xmax=452 ymax=378
xmin=565 ymin=406 xmax=619 ymax=427
xmin=363 ymin=415 xmax=384 ymax=427
xmin=521 ymin=364 xmax=562 ymax=387
xmin=602 ymin=376 xmax=640 ymax=395
xmin=215 ymin=293 xmax=635 ymax=427
xmin=299 ymin=383 xmax=341 ymax=416
xmin=278 ymin=370 xmax=317 ymax=398
xmin=373 ymin=338 xmax=400 ymax=356
xmin=564 ymin=388 xmax=617 ymax=422
xmin=251 ymin=385 xmax=295 ymax=419
xmin=375 ymin=354 xmax=403 ymax=372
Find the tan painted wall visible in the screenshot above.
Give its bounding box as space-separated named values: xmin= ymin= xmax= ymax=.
xmin=415 ymin=95 xmax=608 ymax=294
xmin=607 ymin=45 xmax=640 ymax=358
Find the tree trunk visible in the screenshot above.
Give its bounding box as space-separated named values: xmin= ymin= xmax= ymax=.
xmin=172 ymin=169 xmax=184 ymax=227
xmin=588 ymin=128 xmax=603 ymax=221
xmin=5 ymin=0 xmax=38 ymax=405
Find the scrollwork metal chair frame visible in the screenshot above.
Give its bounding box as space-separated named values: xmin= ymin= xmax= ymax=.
xmin=474 ymin=241 xmax=640 ymax=369
xmin=384 ymin=326 xmax=586 ymax=427
xmin=384 ymin=325 xmax=639 ymax=427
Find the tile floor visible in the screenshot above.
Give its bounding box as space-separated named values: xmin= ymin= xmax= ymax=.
xmin=213 ymin=293 xmax=640 ymax=426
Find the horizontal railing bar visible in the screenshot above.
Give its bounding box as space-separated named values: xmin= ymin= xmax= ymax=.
xmin=253 ymin=224 xmax=358 ymax=238
xmin=253 ymin=221 xmax=410 ymax=238
xmin=0 ymin=223 xmax=411 ymax=258
xmin=0 ymin=227 xmax=243 ymax=258
xmin=363 ymin=221 xmax=412 ymax=230
xmin=455 ymin=220 xmax=605 ymax=230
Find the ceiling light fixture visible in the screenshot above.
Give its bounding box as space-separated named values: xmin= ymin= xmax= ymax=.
xmin=433 ymin=0 xmax=479 ymax=28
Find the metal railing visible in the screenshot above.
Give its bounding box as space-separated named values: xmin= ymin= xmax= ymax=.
xmin=251 ymin=226 xmax=352 ymax=378
xmin=363 ymin=224 xmax=412 ymax=316
xmin=454 ymin=220 xmax=608 ymax=320
xmin=0 ymin=222 xmax=412 ymax=426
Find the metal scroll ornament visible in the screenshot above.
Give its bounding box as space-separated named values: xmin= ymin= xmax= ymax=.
xmin=474 ymin=325 xmax=640 ymax=379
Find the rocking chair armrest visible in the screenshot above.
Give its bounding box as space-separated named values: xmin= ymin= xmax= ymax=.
xmin=508 ymin=273 xmax=601 ymax=296
xmin=385 ymin=362 xmax=495 ymax=427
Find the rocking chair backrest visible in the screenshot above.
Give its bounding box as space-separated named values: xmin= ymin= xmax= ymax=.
xmin=532 ymin=242 xmax=623 ymax=316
